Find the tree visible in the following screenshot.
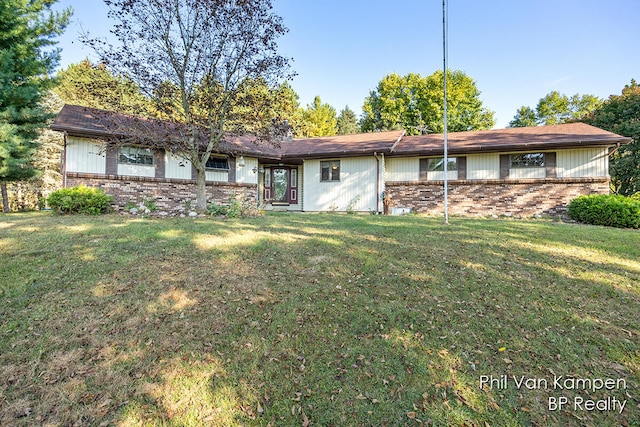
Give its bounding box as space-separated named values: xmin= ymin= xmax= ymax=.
xmin=84 ymin=0 xmax=291 ymax=210
xmin=54 ymin=59 xmax=148 ymax=114
xmin=336 ymin=106 xmax=359 ymax=135
xmin=360 ymin=70 xmax=495 ymax=135
xmin=297 ymin=96 xmax=337 ymax=137
xmin=508 ymin=91 xmax=602 ymax=127
xmin=508 ymin=106 xmax=537 ymax=127
xmin=584 ymin=80 xmax=640 ymax=196
xmin=0 ymin=0 xmax=71 ymax=212
xmin=3 ymin=94 xmax=65 ymax=211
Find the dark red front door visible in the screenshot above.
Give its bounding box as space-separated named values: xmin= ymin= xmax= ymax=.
xmin=265 ymin=167 xmax=298 ymax=205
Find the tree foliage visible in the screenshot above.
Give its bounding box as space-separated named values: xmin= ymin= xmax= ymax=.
xmin=0 ymin=0 xmax=71 ymax=212
xmin=509 ymin=91 xmax=602 ymax=127
xmin=336 ymin=106 xmax=359 ymax=135
xmin=84 ymin=0 xmax=292 ymax=210
xmin=584 ymin=80 xmax=640 ymax=196
xmin=360 ymin=70 xmax=495 ymax=135
xmin=54 ymin=59 xmax=148 ymax=114
xmin=297 ymin=96 xmax=337 ymax=137
xmin=508 ymin=106 xmax=537 ymax=128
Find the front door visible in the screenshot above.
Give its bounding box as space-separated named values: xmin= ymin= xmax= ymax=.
xmin=272 ymin=168 xmax=289 ymax=204
xmin=264 ymin=167 xmax=298 ymax=205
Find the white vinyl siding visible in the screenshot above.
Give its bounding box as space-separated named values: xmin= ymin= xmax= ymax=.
xmin=236 ymin=157 xmax=258 ymax=184
xmin=166 ymin=152 xmax=192 ymax=179
xmin=557 ymin=148 xmax=608 ymax=178
xmin=467 ymin=154 xmax=500 ymax=180
xmin=205 ymin=170 xmax=228 ymax=182
xmin=118 ymin=163 xmax=155 ymax=177
xmin=65 ymin=136 xmax=105 ymax=174
xmin=385 ymin=157 xmax=419 ymax=182
xmin=508 ymin=167 xmax=546 ymax=179
xmin=303 ymin=157 xmax=377 ymax=212
xmin=427 ymin=170 xmax=458 ymax=180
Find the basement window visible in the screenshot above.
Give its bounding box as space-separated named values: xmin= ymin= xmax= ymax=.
xmin=119 ymin=146 xmax=154 ymax=165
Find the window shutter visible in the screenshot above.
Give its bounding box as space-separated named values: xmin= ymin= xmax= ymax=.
xmin=499 ymin=154 xmax=510 ymax=179
xmin=106 ymin=146 xmax=117 ymax=175
xmin=545 ymin=152 xmax=556 ymax=178
xmin=154 ymin=148 xmax=165 ymax=178
xmin=457 ymin=156 xmax=467 ymax=180
xmin=419 ymin=158 xmax=428 ymax=180
xmin=228 ymin=157 xmax=236 ymax=183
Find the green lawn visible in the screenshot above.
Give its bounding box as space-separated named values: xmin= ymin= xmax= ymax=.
xmin=1 ymin=212 xmax=638 ymax=426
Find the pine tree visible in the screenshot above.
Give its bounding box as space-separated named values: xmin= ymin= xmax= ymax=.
xmin=0 ymin=0 xmax=71 ymax=211
xmin=336 ymin=106 xmax=359 ymax=135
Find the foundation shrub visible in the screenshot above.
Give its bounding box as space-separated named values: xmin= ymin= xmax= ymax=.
xmin=47 ymin=186 xmax=113 ymax=215
xmin=568 ymin=194 xmax=640 ymax=228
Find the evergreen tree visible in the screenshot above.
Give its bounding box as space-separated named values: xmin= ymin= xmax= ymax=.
xmin=54 ymin=59 xmax=148 ymax=114
xmin=336 ymin=106 xmax=359 ymax=135
xmin=0 ymin=0 xmax=71 ymax=212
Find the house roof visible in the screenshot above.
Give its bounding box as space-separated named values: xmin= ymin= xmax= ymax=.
xmin=282 ymin=130 xmax=405 ymax=160
xmin=391 ymin=123 xmax=629 ymax=156
xmin=51 ymin=104 xmax=118 ymax=139
xmin=52 ymin=104 xmax=630 ymax=160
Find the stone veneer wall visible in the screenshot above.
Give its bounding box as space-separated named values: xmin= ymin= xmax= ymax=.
xmin=66 ymin=172 xmax=257 ymax=211
xmin=385 ymin=178 xmax=610 ymax=217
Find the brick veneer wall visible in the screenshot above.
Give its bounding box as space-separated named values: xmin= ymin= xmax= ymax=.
xmin=66 ymin=172 xmax=257 ymax=212
xmin=385 ymin=178 xmax=610 ymax=217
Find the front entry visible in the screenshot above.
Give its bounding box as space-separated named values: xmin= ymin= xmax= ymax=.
xmin=264 ymin=167 xmax=298 ymax=205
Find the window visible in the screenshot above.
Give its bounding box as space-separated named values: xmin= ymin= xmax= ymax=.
xmin=420 ymin=157 xmax=460 ymax=180
xmin=510 ymin=153 xmax=544 ymax=168
xmin=320 ymin=160 xmax=340 ymax=182
xmin=427 ymin=157 xmax=457 ymax=171
xmin=205 ymin=156 xmax=229 ymax=170
xmin=119 ymin=146 xmax=154 ymax=165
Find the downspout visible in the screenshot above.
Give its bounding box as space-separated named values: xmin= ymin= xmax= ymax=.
xmin=374 ymin=152 xmax=380 ymax=214
xmin=62 ymin=131 xmax=68 ymax=188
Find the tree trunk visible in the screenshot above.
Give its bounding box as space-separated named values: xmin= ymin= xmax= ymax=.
xmin=1 ymin=182 xmax=9 ymax=213
xmin=195 ymin=166 xmax=208 ymax=211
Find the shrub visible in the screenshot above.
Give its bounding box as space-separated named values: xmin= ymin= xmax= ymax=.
xmin=207 ymin=203 xmax=229 ymax=216
xmin=47 ymin=186 xmax=113 ymax=215
xmin=567 ymin=194 xmax=640 ymax=228
xmin=631 ymin=192 xmax=640 ymax=202
xmin=207 ymin=194 xmax=261 ymax=218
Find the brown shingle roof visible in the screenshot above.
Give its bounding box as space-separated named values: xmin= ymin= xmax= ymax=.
xmin=51 ymin=104 xmax=116 ymax=138
xmin=282 ymin=130 xmax=405 ymax=160
xmin=52 ymin=105 xmax=630 ymax=160
xmin=391 ymin=123 xmax=629 ymax=156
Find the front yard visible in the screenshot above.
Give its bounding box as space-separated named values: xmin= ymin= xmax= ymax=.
xmin=1 ymin=212 xmax=638 ymax=426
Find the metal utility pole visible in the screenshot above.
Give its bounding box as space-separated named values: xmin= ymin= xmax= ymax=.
xmin=442 ymin=0 xmax=449 ymax=224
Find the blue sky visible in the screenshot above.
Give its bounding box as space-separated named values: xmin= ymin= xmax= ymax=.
xmin=54 ymin=0 xmax=639 ymax=129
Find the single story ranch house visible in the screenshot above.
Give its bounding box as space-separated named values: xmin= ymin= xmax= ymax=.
xmin=51 ymin=104 xmax=630 ymax=216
